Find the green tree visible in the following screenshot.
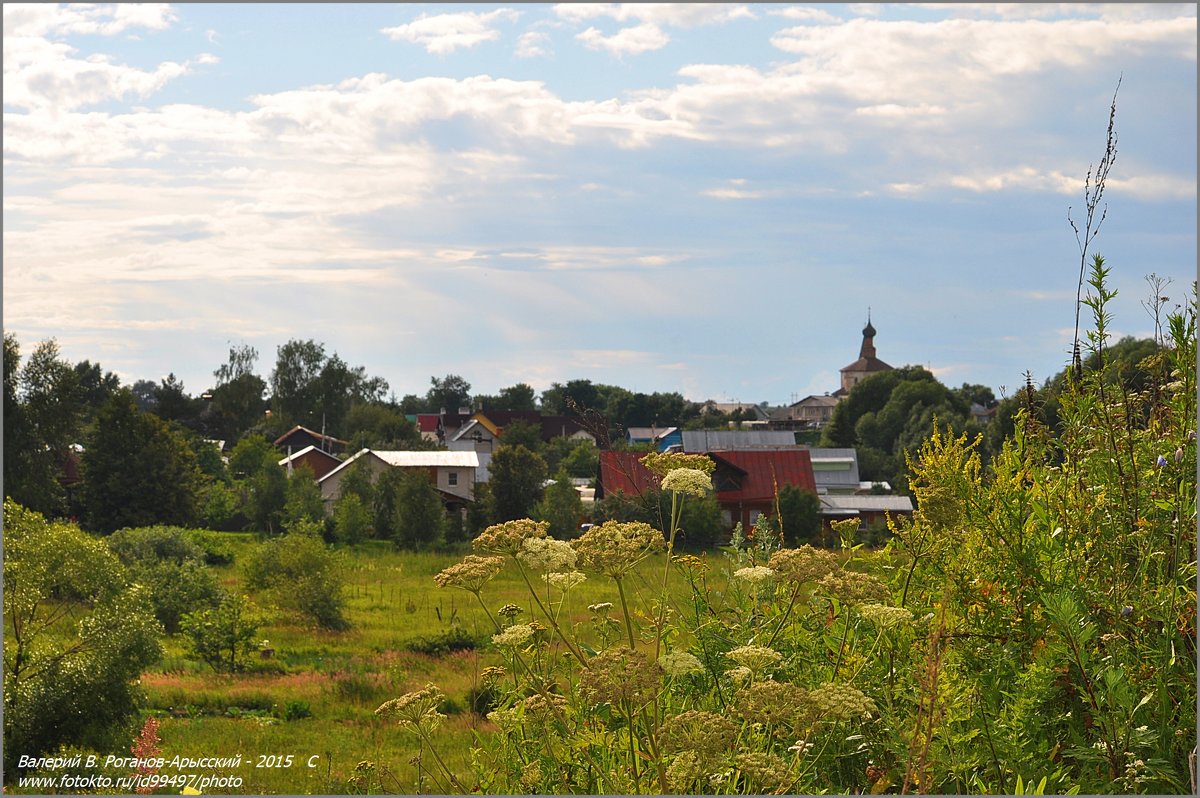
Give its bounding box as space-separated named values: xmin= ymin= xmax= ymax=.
xmin=73 ymin=359 xmax=122 ymax=423
xmin=208 ymin=344 xmax=267 ymax=442
xmin=281 ymin=464 xmax=325 ymax=530
xmin=248 ymin=450 xmax=288 ymax=536
xmin=499 ymin=382 xmax=537 ymax=411
xmin=228 ymin=433 xmax=273 ymax=480
xmin=372 ymin=466 xmax=402 ymax=540
xmin=546 ymin=437 xmax=599 ymax=480
xmin=333 ymin=491 xmax=371 ymax=545
xmin=489 ymin=444 xmax=548 ymax=522
xmin=534 ymin=469 xmax=584 ymax=539
xmin=426 ymin=374 xmax=472 ymax=414
xmin=345 ymin=402 xmax=423 ymax=451
xmin=153 ymin=373 xmax=199 ymax=426
xmin=773 ymin=484 xmax=821 ymax=547
xmin=3 ymin=501 xmax=162 ymax=768
xmin=338 ymin=457 xmax=376 ymax=507
xmin=497 ymin=418 xmax=543 ymax=453
xmin=393 ymin=469 xmax=447 ymax=550
xmin=269 ymin=338 xmax=326 ymax=430
xmin=180 ymin=593 xmax=260 ymax=673
xmin=81 ymin=391 xmax=203 ymax=534
xmin=4 ymin=337 xmax=81 ymax=516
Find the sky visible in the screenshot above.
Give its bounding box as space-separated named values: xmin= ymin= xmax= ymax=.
xmin=3 ymin=3 xmax=1196 ymax=408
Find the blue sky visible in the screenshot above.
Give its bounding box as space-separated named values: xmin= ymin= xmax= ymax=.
xmin=4 ymin=3 xmax=1196 ymax=407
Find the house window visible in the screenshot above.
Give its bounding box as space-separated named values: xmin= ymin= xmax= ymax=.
xmin=448 ymin=472 xmax=458 ymax=487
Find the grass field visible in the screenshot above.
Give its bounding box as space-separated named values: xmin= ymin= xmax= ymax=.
xmin=133 ymin=536 xmax=720 ymax=794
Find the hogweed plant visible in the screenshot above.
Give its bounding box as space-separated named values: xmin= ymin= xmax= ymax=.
xmin=376 ymin=269 xmax=1195 ymax=796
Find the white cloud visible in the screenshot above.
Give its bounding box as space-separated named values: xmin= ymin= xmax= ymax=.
xmin=702 ymin=179 xmax=774 ymax=200
xmin=555 ymin=3 xmax=754 ymax=27
xmin=577 ymin=23 xmax=670 ymax=56
xmin=3 ymin=34 xmax=189 ymax=110
xmin=3 ymin=3 xmax=177 ymax=38
xmin=515 ymin=30 xmax=551 ymax=58
xmin=768 ymin=6 xmax=841 ymax=24
xmin=381 ymin=8 xmax=520 ymax=54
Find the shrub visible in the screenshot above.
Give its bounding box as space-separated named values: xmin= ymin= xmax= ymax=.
xmin=402 ymin=626 xmax=482 ymax=656
xmin=107 ymin=525 xmax=221 ymax=633
xmin=185 ymin=529 xmax=236 ymax=566
xmin=245 ymin=531 xmax=350 ymax=630
xmin=280 ymin=699 xmax=312 ymax=721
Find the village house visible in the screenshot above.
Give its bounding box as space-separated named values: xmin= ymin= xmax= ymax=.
xmin=318 ymin=449 xmax=479 ymax=515
xmin=273 ymin=425 xmax=349 ymax=456
xmin=596 ymin=448 xmax=818 ymax=532
xmin=277 ymin=444 xmax=342 ymax=481
xmin=445 ymin=409 xmax=595 ymax=482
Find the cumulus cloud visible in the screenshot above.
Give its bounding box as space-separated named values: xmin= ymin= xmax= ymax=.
xmin=768 ymin=6 xmax=841 ymax=24
xmin=3 ymin=3 xmax=177 ymax=38
xmin=381 ymin=8 xmax=520 ymax=54
xmin=577 ymin=23 xmax=670 ymax=56
xmin=4 ymin=34 xmax=189 ymax=111
xmin=516 ymin=30 xmax=551 ymax=58
xmin=555 ymin=3 xmax=754 ymax=28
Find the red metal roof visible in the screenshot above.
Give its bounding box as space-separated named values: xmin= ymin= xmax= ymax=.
xmin=709 ymin=449 xmax=815 ymax=503
xmin=597 ymin=449 xmax=816 ymax=505
xmin=416 ymin=414 xmax=442 ymax=433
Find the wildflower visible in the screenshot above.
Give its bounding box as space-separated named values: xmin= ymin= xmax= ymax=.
xmin=641 ymin=451 xmax=715 ymax=477
xmin=726 ymin=645 xmax=783 ymax=676
xmin=810 ymin=682 xmax=877 ymax=720
xmin=433 ymin=554 xmax=505 ymax=593
xmin=517 ymin=536 xmax=578 ymax=572
xmin=546 ymin=570 xmax=587 ymax=590
xmin=573 ymin=520 xmax=665 ymax=578
xmin=376 ymin=684 xmax=446 ymax=732
xmin=724 ymin=666 xmax=752 ymax=684
xmin=789 ymin=739 xmax=814 ymax=755
xmin=580 ymin=647 xmax=659 ymax=708
xmin=498 ymin=603 xmax=524 ymax=619
xmin=479 ymin=666 xmax=506 ymax=684
xmin=521 ymin=692 xmax=567 ymax=720
xmin=858 ymin=603 xmax=914 ymax=629
xmin=130 ymin=716 xmax=162 ymax=794
xmin=660 ymin=467 xmax=713 ymax=497
xmin=734 ymin=681 xmax=812 ymax=732
xmin=520 ymin=762 xmax=543 ymax=791
xmin=734 ymin=565 xmax=776 ymax=588
xmin=492 ymin=623 xmax=535 ymax=647
xmin=666 ymin=751 xmax=705 ymax=793
xmin=1175 ymin=446 xmax=1184 ymax=463
xmin=659 ymin=710 xmax=738 ymax=758
xmin=486 ymin=706 xmax=520 ymax=730
xmin=734 ymin=751 xmax=792 ymax=793
xmin=658 ymin=650 xmax=705 ymax=678
xmin=1156 ymin=454 xmax=1169 ymax=468
xmin=673 ymin=553 xmax=708 ymax=572
xmin=587 ymin=601 xmax=614 ymax=615
xmin=473 ymin=518 xmax=548 ymax=556
xmin=769 ymin=546 xmax=840 ymax=584
xmin=815 ymin=570 xmax=891 ymax=606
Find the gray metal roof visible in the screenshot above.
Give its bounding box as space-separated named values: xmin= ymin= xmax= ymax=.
xmin=806 ymin=447 xmax=861 ymax=487
xmin=682 ymin=430 xmax=797 ymax=452
xmin=820 ymin=495 xmax=913 ymax=513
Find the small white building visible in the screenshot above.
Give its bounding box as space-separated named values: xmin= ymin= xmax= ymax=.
xmin=318 ymin=449 xmax=479 ymax=512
